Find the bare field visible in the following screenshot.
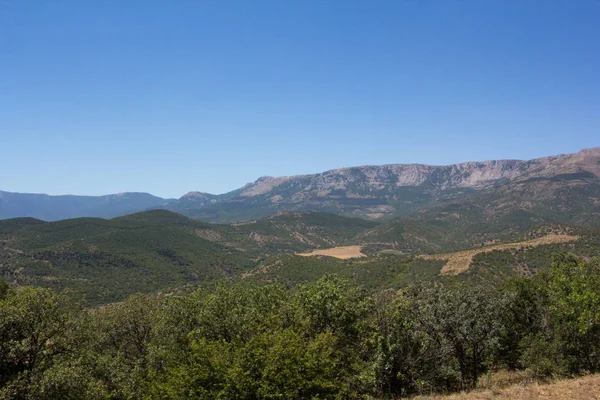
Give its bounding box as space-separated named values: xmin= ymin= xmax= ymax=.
xmin=414 ymin=374 xmax=600 ymax=400
xmin=420 ymin=234 xmax=579 ymax=275
xmin=297 ymin=245 xmax=366 ymax=259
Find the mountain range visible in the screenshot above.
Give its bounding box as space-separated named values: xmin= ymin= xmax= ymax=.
xmin=2 ymin=147 xmax=600 ymax=304
xmin=2 ymin=147 xmax=599 ymax=224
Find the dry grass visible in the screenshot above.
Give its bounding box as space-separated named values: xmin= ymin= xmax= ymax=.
xmin=297 ymin=245 xmax=367 ymax=259
xmin=419 ymin=234 xmax=579 ymax=275
xmin=413 ymin=374 xmax=600 ymax=400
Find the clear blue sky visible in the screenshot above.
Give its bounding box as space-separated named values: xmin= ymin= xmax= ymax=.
xmin=1 ymin=1 xmax=599 ymax=198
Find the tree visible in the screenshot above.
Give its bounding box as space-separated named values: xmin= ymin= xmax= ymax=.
xmin=0 ymin=287 xmax=88 ymax=399
xmin=417 ymin=284 xmax=506 ymax=390
xmin=497 ymin=277 xmax=547 ymax=369
xmin=546 ymin=254 xmax=600 ymax=373
xmin=370 ymin=290 xmax=446 ymax=397
xmin=88 ymin=293 xmax=164 ymax=399
xmin=0 ymin=278 xmax=10 ymax=301
xmin=293 ymin=274 xmax=371 ymax=344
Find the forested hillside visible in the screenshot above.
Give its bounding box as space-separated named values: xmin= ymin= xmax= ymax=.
xmin=0 ymin=210 xmax=377 ymax=304
xmin=1 ymin=254 xmax=598 ymax=399
xmin=2 ymin=208 xmax=599 ymax=305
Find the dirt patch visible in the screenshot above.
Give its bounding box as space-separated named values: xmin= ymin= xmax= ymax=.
xmin=420 ymin=234 xmax=579 ymax=275
xmin=249 ymin=232 xmax=275 ymax=244
xmin=195 ymin=228 xmax=222 ymax=242
xmin=297 ymin=245 xmax=366 ymax=260
xmin=414 ymin=374 xmax=600 ymax=400
xmin=232 ymin=220 xmax=257 ymax=226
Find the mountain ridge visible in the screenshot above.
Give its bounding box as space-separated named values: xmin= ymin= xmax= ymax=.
xmin=2 ymin=147 xmax=599 ymax=222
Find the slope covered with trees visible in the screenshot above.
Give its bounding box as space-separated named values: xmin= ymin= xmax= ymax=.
xmin=2 ymin=207 xmax=599 ymax=305
xmin=1 ymin=254 xmax=598 ymax=399
xmin=0 ymin=210 xmax=377 ymax=304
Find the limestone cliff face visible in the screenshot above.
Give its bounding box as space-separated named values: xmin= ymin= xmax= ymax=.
xmin=236 ymin=148 xmax=600 ymax=201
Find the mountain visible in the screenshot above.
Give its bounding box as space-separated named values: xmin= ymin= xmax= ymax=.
xmin=2 ymin=148 xmax=599 ymax=223
xmin=0 ymin=191 xmax=174 ymax=221
xmin=178 ymin=147 xmax=600 ymax=223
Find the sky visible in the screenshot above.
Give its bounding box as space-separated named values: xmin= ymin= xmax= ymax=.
xmin=1 ymin=1 xmax=599 ymax=198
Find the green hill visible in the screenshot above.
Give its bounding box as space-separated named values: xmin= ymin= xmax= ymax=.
xmin=0 ymin=211 xmax=253 ymax=304
xmin=0 ymin=210 xmax=379 ymax=304
xmin=1 ymin=208 xmax=599 ymax=305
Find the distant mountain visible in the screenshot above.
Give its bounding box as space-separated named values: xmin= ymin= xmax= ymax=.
xmin=2 ymin=147 xmax=599 ymax=223
xmin=178 ymin=147 xmax=600 ymax=224
xmin=0 ymin=191 xmax=174 ymax=221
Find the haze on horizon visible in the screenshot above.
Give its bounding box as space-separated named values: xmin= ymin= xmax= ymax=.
xmin=1 ymin=1 xmax=599 ymax=198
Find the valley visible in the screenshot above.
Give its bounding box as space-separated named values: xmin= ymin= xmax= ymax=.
xmin=1 ymin=205 xmax=598 ymax=305
xmin=1 ymin=148 xmax=600 ymax=399
xmin=2 ymin=150 xmax=599 ymax=399
xmin=4 ymin=2 xmax=599 ymax=397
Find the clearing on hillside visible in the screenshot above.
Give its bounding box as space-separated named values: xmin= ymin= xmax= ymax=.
xmin=420 ymin=234 xmax=579 ymax=275
xmin=297 ymin=245 xmax=366 ymax=259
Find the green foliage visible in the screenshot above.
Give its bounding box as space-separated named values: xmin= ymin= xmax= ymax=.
xmin=369 ymin=290 xmax=447 ymax=396
xmin=247 ymin=253 xmax=446 ymax=293
xmin=148 ymin=276 xmax=368 ymax=399
xmin=545 ymin=254 xmax=600 ymax=373
xmin=505 ymin=254 xmax=600 ymax=378
xmin=0 ymin=211 xmax=254 ymax=305
xmin=2 ymin=207 xmax=599 ymax=308
xmin=0 ymin=278 xmax=9 ymax=300
xmin=2 ymin=253 xmax=600 ymax=398
xmin=293 ymin=274 xmax=372 ymax=369
xmin=0 ymin=287 xmax=99 ymax=399
xmin=519 ymin=333 xmax=566 ymax=379
xmin=0 ymin=210 xmax=384 ymax=305
xmin=416 ymin=284 xmax=508 ymax=390
xmin=496 ymin=278 xmax=547 ymax=369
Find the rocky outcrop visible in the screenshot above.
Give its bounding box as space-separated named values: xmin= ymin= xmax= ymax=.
xmin=234 ymin=148 xmax=600 ymax=199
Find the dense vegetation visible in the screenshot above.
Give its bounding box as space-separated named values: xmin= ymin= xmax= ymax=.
xmin=2 ymin=209 xmax=600 ymax=307
xmin=1 ymin=254 xmax=598 ymax=399
xmin=0 ymin=212 xmax=254 ymax=304
xmin=0 ymin=211 xmax=378 ymax=304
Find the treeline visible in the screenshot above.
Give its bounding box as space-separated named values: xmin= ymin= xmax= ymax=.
xmin=0 ymin=253 xmax=599 ymax=399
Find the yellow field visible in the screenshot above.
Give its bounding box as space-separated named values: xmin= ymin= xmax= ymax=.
xmin=420 ymin=234 xmax=579 ymax=275
xmin=297 ymin=245 xmax=366 ymax=259
xmin=414 ymin=374 xmax=600 ymax=400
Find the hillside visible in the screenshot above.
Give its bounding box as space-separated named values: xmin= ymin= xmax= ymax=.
xmin=3 ymin=206 xmax=600 ymax=304
xmin=2 ymin=162 xmax=600 ymax=305
xmin=0 ymin=210 xmax=378 ymax=304
xmin=0 ymin=211 xmax=251 ymax=304
xmin=178 ymin=147 xmax=600 ymax=223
